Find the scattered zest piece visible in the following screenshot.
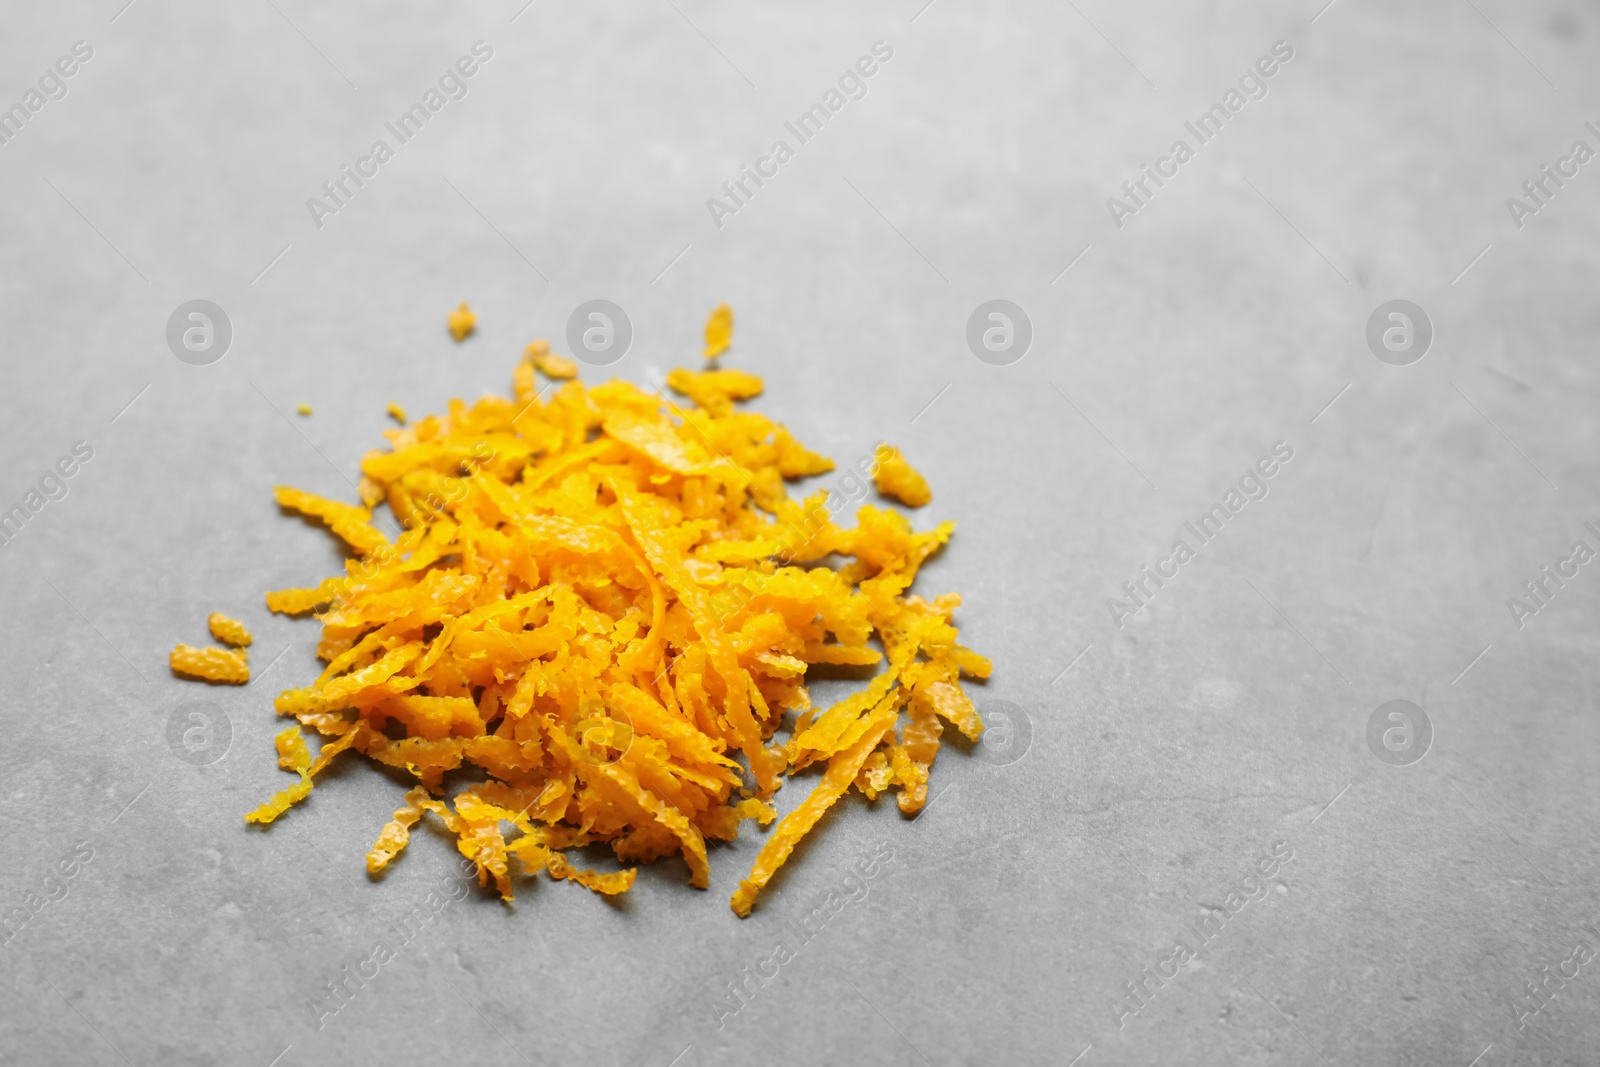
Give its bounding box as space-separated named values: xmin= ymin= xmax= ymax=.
xmin=546 ymin=852 xmax=637 ymax=896
xmin=873 ymin=443 xmax=932 ymax=507
xmin=207 ymin=612 xmax=253 ymax=648
xmin=170 ymin=643 xmax=250 ymax=685
xmin=184 ymin=304 xmax=985 ymax=915
xmin=526 ymin=340 xmax=578 ymax=380
xmin=703 ymin=302 xmax=733 ymax=360
xmin=274 ymin=485 xmax=389 ymax=556
xmin=366 ymin=786 xmax=429 ymax=874
xmin=244 ymin=728 xmax=312 ymax=823
xmin=387 ymin=402 xmax=408 ymax=425
xmin=296 ymin=404 xmax=313 ymax=416
xmin=447 ymin=302 xmax=476 ymax=342
xmin=244 ymin=726 xmax=356 ymax=824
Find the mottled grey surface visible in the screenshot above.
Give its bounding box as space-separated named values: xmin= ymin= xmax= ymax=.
xmin=1 ymin=1 xmax=1598 ymax=1065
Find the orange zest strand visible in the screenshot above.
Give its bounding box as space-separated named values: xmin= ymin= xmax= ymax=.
xmin=703 ymin=303 xmax=733 ymax=360
xmin=170 ymin=643 xmax=250 ymax=685
xmin=207 ymin=612 xmax=253 ymax=647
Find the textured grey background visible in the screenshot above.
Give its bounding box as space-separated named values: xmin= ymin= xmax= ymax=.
xmin=1 ymin=1 xmax=1598 ymax=1065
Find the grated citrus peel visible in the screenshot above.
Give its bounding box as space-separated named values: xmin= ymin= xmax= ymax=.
xmin=447 ymin=302 xmax=476 ymax=342
xmin=873 ymin=443 xmax=932 ymax=507
xmin=200 ymin=306 xmax=987 ymax=915
xmin=207 ymin=612 xmax=253 ymax=648
xmin=170 ymin=642 xmax=250 ymax=685
xmin=703 ymin=303 xmax=733 ymax=360
xmin=525 ymin=340 xmax=578 ymax=380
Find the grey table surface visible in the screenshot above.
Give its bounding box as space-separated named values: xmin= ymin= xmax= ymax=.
xmin=2 ymin=1 xmax=1598 ymax=1065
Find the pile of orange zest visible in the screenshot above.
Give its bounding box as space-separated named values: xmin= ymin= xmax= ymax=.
xmin=208 ymin=612 xmax=253 ymax=647
xmin=873 ymin=443 xmax=932 ymax=508
xmin=232 ymin=305 xmax=987 ymax=915
xmin=703 ymin=302 xmax=733 ymax=359
xmin=447 ymin=302 xmax=476 ymax=342
xmin=170 ymin=642 xmax=250 ymax=685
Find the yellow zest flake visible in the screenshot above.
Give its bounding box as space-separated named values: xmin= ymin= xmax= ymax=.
xmin=387 ymin=402 xmax=408 ymax=425
xmin=183 ymin=304 xmax=984 ymax=916
xmin=447 ymin=302 xmax=476 ymax=341
xmin=366 ymin=786 xmax=430 ymax=873
xmin=526 ymin=340 xmax=578 ymax=380
xmin=664 ymin=367 xmax=764 ymax=417
xmin=244 ymin=727 xmax=356 ymax=824
xmin=265 ymin=577 xmax=348 ymax=616
xmin=296 ymin=404 xmax=313 ymax=416
xmin=873 ymin=443 xmax=932 ymax=507
xmin=545 ymin=852 xmax=637 ymax=896
xmin=703 ymin=302 xmax=733 ymax=359
xmin=207 ymin=612 xmax=253 ymax=648
xmin=244 ymin=727 xmax=312 ymax=824
xmin=732 ymin=700 xmax=901 ymax=917
xmin=170 ymin=643 xmax=249 ymax=685
xmin=274 ymin=486 xmax=389 ymax=556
